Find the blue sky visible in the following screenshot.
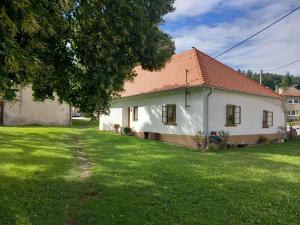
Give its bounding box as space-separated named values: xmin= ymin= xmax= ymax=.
xmin=162 ymin=0 xmax=300 ymax=75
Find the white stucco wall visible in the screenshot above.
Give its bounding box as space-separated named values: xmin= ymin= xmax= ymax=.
xmin=209 ymin=89 xmax=285 ymax=135
xmin=99 ymin=108 xmax=123 ymax=131
xmin=100 ymin=88 xmax=205 ymax=135
xmin=99 ymin=87 xmax=285 ymax=136
xmin=3 ymin=87 xmax=71 ymax=126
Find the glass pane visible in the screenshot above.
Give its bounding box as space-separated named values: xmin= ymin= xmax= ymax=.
xmin=234 ymin=106 xmax=241 ymax=124
xmin=167 ymin=106 xmax=173 ymax=123
xmin=227 ymin=105 xmax=235 ymax=124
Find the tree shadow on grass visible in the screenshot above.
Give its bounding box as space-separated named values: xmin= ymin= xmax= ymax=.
xmin=68 ymin=129 xmax=300 ymax=225
xmin=0 ymin=128 xmax=80 ymax=225
xmin=0 ymin=126 xmax=299 ymax=225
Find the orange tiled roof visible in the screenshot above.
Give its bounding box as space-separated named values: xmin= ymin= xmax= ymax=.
xmin=280 ymin=86 xmax=300 ymax=97
xmin=122 ymin=48 xmax=282 ymax=99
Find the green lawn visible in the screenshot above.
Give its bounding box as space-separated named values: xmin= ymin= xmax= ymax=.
xmin=0 ymin=121 xmax=299 ymax=225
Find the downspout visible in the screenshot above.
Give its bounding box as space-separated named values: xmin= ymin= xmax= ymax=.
xmin=204 ymin=87 xmax=213 ymax=149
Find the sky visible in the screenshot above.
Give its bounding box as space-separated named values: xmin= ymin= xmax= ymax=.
xmin=162 ymin=0 xmax=300 ymax=75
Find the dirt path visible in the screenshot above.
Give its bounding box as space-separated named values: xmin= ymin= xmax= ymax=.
xmin=75 ymin=141 xmax=91 ymax=179
xmin=65 ymin=138 xmax=91 ymax=225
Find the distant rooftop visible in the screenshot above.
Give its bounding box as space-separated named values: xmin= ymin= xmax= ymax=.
xmin=279 ymin=86 xmax=300 ymax=97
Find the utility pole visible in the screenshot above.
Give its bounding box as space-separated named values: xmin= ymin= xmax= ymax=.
xmin=260 ymin=69 xmax=263 ymax=85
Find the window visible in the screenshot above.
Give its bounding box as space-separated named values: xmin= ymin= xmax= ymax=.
xmin=288 ymin=110 xmax=300 ymax=116
xmin=133 ymin=106 xmax=138 ymax=121
xmin=263 ymin=110 xmax=273 ymax=128
xmin=287 ymin=99 xmax=299 ymax=104
xmin=289 ymin=110 xmax=295 ymax=115
xmin=162 ymin=104 xmax=176 ymax=125
xmin=226 ymin=105 xmax=241 ymax=126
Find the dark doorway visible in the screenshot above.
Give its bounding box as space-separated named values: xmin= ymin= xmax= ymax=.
xmin=127 ymin=107 xmax=130 ymax=128
xmin=0 ymin=102 xmax=3 ymax=126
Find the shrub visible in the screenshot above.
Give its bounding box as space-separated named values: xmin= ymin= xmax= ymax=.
xmin=218 ymin=130 xmax=229 ymax=149
xmin=257 ymin=135 xmax=268 ymax=144
xmin=207 ymin=144 xmax=220 ymax=152
xmin=193 ymin=131 xmax=203 ymax=149
xmin=123 ymin=127 xmax=132 ymax=135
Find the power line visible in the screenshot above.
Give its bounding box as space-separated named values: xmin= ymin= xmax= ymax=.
xmin=263 ymin=58 xmax=300 ymax=72
xmin=214 ymin=6 xmax=300 ymax=59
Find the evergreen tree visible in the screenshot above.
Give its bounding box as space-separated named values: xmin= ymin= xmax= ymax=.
xmin=281 ymin=72 xmax=293 ymax=88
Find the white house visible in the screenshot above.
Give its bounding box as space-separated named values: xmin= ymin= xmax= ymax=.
xmin=278 ymin=86 xmax=300 ymax=121
xmin=0 ymin=86 xmax=71 ymax=126
xmin=100 ymin=48 xmax=285 ymax=148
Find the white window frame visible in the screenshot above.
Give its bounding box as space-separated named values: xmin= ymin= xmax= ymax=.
xmin=287 ymin=98 xmax=300 ymax=104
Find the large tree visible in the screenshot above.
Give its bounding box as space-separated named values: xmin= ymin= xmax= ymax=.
xmin=281 ymin=72 xmax=293 ymax=89
xmin=0 ymin=0 xmax=175 ymax=114
xmin=0 ymin=0 xmax=74 ymax=100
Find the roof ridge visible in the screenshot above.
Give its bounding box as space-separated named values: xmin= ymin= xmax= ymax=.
xmin=191 ymin=48 xmax=206 ymax=84
xmin=122 ymin=48 xmax=282 ymax=99
xmin=193 ymin=48 xmax=282 ymax=98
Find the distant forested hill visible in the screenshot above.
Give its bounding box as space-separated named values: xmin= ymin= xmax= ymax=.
xmin=237 ymin=70 xmax=300 ymax=90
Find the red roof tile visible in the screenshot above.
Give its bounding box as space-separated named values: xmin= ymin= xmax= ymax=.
xmin=280 ymin=86 xmax=300 ymax=97
xmin=122 ymin=48 xmax=282 ymax=99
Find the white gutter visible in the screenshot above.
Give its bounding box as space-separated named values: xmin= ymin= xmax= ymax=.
xmin=204 ymin=87 xmax=213 ymax=148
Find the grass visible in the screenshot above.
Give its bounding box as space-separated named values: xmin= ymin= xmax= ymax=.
xmin=0 ymin=120 xmax=299 ymax=225
xmin=289 ymin=120 xmax=300 ymax=126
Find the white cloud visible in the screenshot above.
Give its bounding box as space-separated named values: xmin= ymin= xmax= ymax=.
xmin=165 ymin=0 xmax=224 ymax=20
xmin=165 ymin=0 xmax=300 ymax=75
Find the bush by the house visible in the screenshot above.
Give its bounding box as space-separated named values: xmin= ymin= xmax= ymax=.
xmin=218 ymin=130 xmax=229 ymax=149
xmin=207 ymin=143 xmax=220 ymax=152
xmin=123 ymin=127 xmax=132 ymax=136
xmin=193 ymin=131 xmax=203 ymax=149
xmin=257 ymin=135 xmax=268 ymax=144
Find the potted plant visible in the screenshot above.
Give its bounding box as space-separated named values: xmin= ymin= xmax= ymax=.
xmin=113 ymin=124 xmax=120 ymax=133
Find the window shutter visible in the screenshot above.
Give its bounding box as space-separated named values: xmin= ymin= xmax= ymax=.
xmin=162 ymin=105 xmax=167 ymax=123
xmin=226 ymin=105 xmax=231 ymax=125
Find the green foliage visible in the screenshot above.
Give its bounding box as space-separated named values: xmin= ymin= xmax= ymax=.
xmin=281 ymin=72 xmax=293 ymax=89
xmin=0 ymin=0 xmax=175 ymax=114
xmin=238 ymin=69 xmax=300 ymax=90
xmin=0 ymin=0 xmax=74 ymax=101
xmin=123 ymin=127 xmax=132 ymax=135
xmin=218 ymin=130 xmax=229 ymax=148
xmin=193 ymin=130 xmax=203 ymax=148
xmin=207 ymin=143 xmax=220 ymax=152
xmin=0 ymin=121 xmax=299 ymax=224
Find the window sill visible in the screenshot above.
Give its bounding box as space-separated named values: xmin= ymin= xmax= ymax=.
xmin=225 ymin=124 xmax=237 ymax=127
xmin=163 ymin=123 xmax=177 ymax=126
